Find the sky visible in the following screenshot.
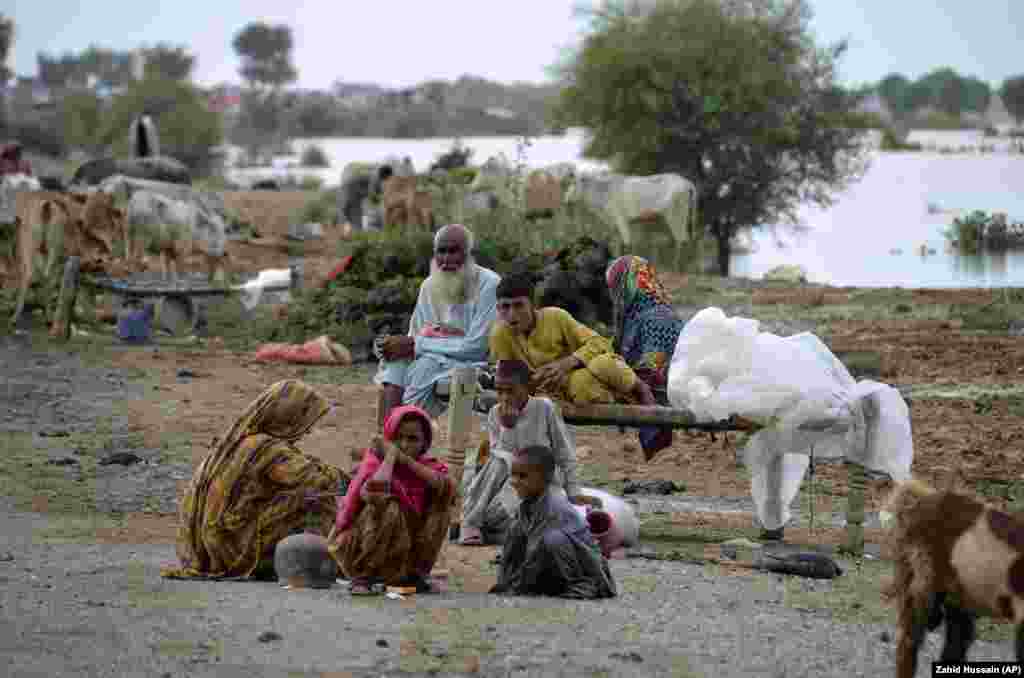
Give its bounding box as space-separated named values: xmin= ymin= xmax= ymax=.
xmin=5 ymin=0 xmax=1023 ymax=90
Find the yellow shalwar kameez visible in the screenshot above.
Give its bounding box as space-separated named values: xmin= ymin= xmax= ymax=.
xmin=489 ymin=307 xmax=639 ymax=404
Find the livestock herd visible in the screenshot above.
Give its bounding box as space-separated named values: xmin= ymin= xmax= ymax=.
xmin=336 ymin=154 xmax=699 ymax=254
xmin=1 ymin=172 xmax=231 ymax=334
xmin=1 ymin=152 xmax=699 ymax=335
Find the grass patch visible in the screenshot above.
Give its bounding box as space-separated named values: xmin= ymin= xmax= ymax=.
xmin=0 ymin=431 xmax=102 ymax=514
xmin=399 ymin=606 xmax=577 ymax=673
xmin=36 ymin=513 xmax=126 ymax=543
xmin=974 ymin=478 xmax=1024 ymax=512
xmin=123 ymin=560 xmax=209 ymax=610
xmin=781 ymin=559 xmax=890 ymax=624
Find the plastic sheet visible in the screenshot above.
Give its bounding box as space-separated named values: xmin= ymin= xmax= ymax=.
xmin=667 ymin=307 xmax=914 ymax=529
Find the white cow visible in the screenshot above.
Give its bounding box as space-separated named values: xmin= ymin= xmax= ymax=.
xmin=570 ymin=172 xmax=698 ymax=247
xmin=126 ymin=189 xmax=228 ymax=282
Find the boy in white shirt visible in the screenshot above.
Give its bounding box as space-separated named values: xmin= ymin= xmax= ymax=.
xmin=458 ymin=359 xmax=593 ymax=545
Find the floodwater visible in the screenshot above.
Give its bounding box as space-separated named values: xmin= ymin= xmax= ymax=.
xmin=227 ymin=129 xmax=1024 ymax=288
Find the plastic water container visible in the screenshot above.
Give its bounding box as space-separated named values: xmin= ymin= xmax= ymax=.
xmin=116 ymin=300 xmax=154 ymax=344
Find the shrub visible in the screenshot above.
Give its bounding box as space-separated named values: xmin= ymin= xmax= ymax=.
xmin=299 ymin=175 xmax=324 ymax=191
xmin=295 ymin=190 xmax=340 ymax=225
xmin=880 ymin=127 xmax=923 ymax=151
xmin=300 ymin=144 xmax=330 ymax=168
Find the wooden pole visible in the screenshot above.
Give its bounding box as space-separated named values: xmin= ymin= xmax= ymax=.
xmin=51 ymin=256 xmax=81 ymax=342
xmin=843 ymin=461 xmax=867 ymax=556
xmin=556 ymin=402 xmax=764 ymax=432
xmin=446 ymin=366 xmax=479 ymax=495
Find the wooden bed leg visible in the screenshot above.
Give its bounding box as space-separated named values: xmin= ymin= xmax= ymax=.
xmin=51 ymin=256 xmax=81 ymax=342
xmin=843 ymin=461 xmax=866 ymax=556
xmin=446 ymin=366 xmax=478 ymax=497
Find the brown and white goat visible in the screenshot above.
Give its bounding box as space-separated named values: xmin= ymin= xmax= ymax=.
xmin=882 ymin=478 xmax=1024 ymax=678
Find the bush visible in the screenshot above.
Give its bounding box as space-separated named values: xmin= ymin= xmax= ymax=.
xmin=295 ymin=190 xmax=340 ymax=225
xmin=299 ymin=175 xmax=324 ymax=191
xmin=880 ymin=127 xmax=923 ymax=151
xmin=1 ymin=120 xmax=67 ymax=158
xmin=300 ymin=144 xmax=330 ymax=168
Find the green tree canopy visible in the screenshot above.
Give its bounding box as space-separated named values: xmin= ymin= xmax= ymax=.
xmin=553 ymin=0 xmax=869 ymax=275
xmin=141 ymin=43 xmax=195 ymax=81
xmin=232 ymin=22 xmax=298 ymax=88
xmin=1000 ymin=75 xmax=1024 ymax=126
xmin=98 ymin=77 xmax=222 ymax=172
xmin=0 ymin=14 xmax=13 ymax=84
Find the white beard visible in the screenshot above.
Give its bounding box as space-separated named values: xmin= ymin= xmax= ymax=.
xmin=428 ymin=259 xmax=478 ymax=317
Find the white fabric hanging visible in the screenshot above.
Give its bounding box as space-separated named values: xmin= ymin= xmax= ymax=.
xmin=667 ymin=307 xmax=914 ymax=529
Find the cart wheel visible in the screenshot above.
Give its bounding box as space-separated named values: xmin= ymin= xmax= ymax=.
xmin=155 ymin=295 xmax=197 ymax=336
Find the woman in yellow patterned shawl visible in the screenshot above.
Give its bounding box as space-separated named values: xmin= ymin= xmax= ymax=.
xmin=162 ymin=380 xmax=348 ymax=580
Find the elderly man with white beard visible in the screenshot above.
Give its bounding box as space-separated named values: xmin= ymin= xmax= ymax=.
xmin=374 ymin=224 xmax=501 ymax=423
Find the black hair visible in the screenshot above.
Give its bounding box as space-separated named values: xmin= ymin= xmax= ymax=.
xmin=496 ymin=271 xmax=535 ymax=301
xmin=495 ymin=359 xmax=531 ymax=386
xmin=514 ymin=445 xmax=556 ymax=483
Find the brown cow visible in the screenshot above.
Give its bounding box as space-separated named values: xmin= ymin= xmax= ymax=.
xmin=10 ymin=191 xmax=127 ymax=334
xmin=381 ymin=176 xmax=435 ymax=230
xmin=524 ymin=170 xmax=562 ymax=219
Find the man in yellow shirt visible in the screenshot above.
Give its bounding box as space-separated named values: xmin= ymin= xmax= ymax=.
xmin=489 ymin=272 xmax=673 ymax=461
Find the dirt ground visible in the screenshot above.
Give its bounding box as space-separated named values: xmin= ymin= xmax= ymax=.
xmin=3 ymin=190 xmax=1024 ymax=675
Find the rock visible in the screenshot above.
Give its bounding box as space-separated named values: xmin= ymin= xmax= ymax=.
xmin=611 ymin=651 xmax=644 ymax=663
xmin=622 ymin=479 xmax=682 ymax=495
xmin=287 ymin=222 xmax=323 ymax=241
xmin=176 ymin=368 xmax=199 ymax=379
xmin=46 ymin=457 xmax=79 ymax=466
xmin=0 ymin=552 xmax=13 ymax=562
xmin=257 ymin=631 xmax=282 ymax=643
xmin=251 ymin=179 xmax=280 ymax=191
xmin=99 ymin=452 xmax=143 ymax=466
xmin=274 ymin=533 xmax=338 ymax=589
xmin=879 ymin=630 xmax=892 ymax=643
xmin=39 ymin=430 xmax=69 ymax=438
xmin=376 ymin=639 xmax=389 ymax=648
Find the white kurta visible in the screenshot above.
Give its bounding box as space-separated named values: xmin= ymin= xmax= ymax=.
xmin=375 ymin=265 xmax=500 ymax=417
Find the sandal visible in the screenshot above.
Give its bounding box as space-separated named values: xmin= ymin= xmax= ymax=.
xmin=349 ymin=577 xmax=381 ymax=595
xmin=458 ymin=526 xmax=485 ymax=546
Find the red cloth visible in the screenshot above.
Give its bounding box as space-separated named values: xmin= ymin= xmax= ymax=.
xmin=323 ymin=255 xmax=354 ymax=285
xmin=252 ymin=336 xmax=351 ymax=365
xmin=335 ymin=405 xmax=449 ymax=533
xmin=418 ymin=324 xmax=465 ymax=338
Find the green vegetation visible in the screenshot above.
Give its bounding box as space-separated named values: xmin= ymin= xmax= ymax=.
xmin=552 ymin=0 xmax=869 ymax=276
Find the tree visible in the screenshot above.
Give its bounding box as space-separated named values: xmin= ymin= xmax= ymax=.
xmin=60 ymin=91 xmax=105 ymax=153
xmin=962 ymin=76 xmax=991 ymax=114
xmin=554 ymin=0 xmax=869 ymax=275
xmin=877 ymin=73 xmax=912 ymax=119
xmin=141 ymin=43 xmax=195 ymax=81
xmin=1000 ymin=75 xmax=1024 ymax=127
xmin=232 ymin=23 xmax=297 ymax=88
xmin=98 ymin=77 xmax=222 ymax=173
xmin=0 ymin=14 xmax=13 ymax=84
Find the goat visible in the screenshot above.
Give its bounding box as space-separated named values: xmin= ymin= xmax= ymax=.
xmin=881 ymin=478 xmax=1024 ymax=678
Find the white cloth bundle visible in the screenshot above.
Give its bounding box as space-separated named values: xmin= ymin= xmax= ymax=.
xmin=667 ymin=307 xmax=914 ymax=529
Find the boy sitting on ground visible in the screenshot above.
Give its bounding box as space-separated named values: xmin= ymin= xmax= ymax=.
xmin=489 ymin=445 xmax=616 ymax=599
xmin=459 ymin=359 xmax=594 ymax=546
